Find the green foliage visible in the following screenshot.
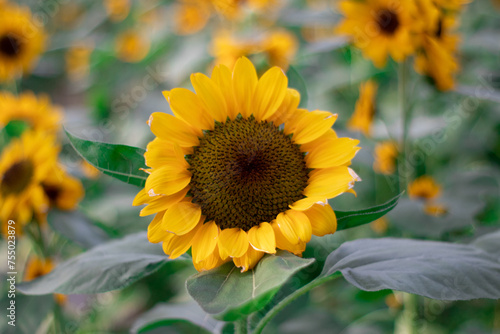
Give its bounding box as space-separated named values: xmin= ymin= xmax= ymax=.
xmin=17 ymin=233 xmax=189 ymax=295
xmin=65 ymin=130 xmax=148 ymax=187
xmin=286 ymin=66 xmax=308 ymax=108
xmin=186 ymin=251 xmax=315 ymax=321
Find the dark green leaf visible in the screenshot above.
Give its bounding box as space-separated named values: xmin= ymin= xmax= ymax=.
xmin=286 ymin=66 xmax=308 ymax=108
xmin=335 ymin=192 xmax=403 ymax=231
xmin=131 ymin=301 xmax=224 ymax=334
xmin=17 ymin=232 xmax=189 ymax=295
xmin=48 ymin=210 xmax=110 ymax=249
xmin=186 ymin=251 xmax=315 ymax=321
xmin=319 ymin=233 xmax=500 ymax=300
xmin=65 ymin=129 xmax=148 ymax=187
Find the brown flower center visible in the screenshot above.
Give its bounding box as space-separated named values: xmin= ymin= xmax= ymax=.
xmin=42 ymin=183 xmax=61 ymax=205
xmin=187 ymin=116 xmax=309 ymax=231
xmin=0 ymin=34 xmax=22 ymax=58
xmin=376 ymin=9 xmax=400 ymax=35
xmin=1 ymin=160 xmax=34 ymax=196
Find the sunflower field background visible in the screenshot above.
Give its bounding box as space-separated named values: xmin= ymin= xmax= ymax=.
xmin=1 ymin=0 xmax=500 ymax=333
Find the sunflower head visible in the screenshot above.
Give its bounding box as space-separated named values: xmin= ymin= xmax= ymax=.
xmin=373 ymin=140 xmax=399 ymax=175
xmin=42 ymin=166 xmax=85 ymax=211
xmin=336 ymin=0 xmax=420 ymax=67
xmin=348 ymin=80 xmax=378 ymax=137
xmin=114 ymin=29 xmax=150 ymax=63
xmin=0 ymin=3 xmax=46 ymax=82
xmin=408 ymin=175 xmax=441 ymax=201
xmin=134 ymin=57 xmax=361 ymax=272
xmin=0 ymin=130 xmax=59 ymax=235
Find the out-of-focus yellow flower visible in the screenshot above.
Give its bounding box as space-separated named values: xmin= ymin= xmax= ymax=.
xmin=174 ymin=0 xmax=211 ymax=35
xmin=115 ymin=29 xmax=150 ymax=63
xmin=210 ymin=31 xmax=259 ymax=69
xmin=211 ymin=0 xmax=279 ymax=20
xmin=65 ymin=44 xmax=93 ymax=81
xmin=371 ymin=217 xmax=389 ymax=234
xmin=433 ymin=0 xmax=471 ymax=11
xmin=24 ymin=256 xmax=67 ymax=304
xmin=0 ymin=131 xmax=59 ymax=235
xmin=423 ymin=202 xmax=448 ymax=216
xmin=0 ymin=3 xmax=47 ymax=82
xmin=336 ymin=0 xmax=420 ymax=68
xmin=104 ymin=0 xmax=130 ymax=22
xmin=385 ymin=293 xmax=403 ymax=309
xmin=408 ymin=175 xmax=441 ymax=201
xmin=373 ymin=141 xmax=399 ymax=175
xmin=42 ymin=166 xmax=84 ymax=212
xmin=262 ymin=30 xmax=298 ymax=70
xmin=348 ymin=80 xmax=378 ymax=137
xmin=55 ymin=2 xmax=85 ymax=29
xmin=414 ymin=1 xmax=460 ymax=91
xmin=0 ymin=91 xmax=63 ymax=134
xmin=81 ymin=160 xmax=101 ymax=179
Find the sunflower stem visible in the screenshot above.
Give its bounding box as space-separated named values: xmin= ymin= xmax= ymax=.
xmin=235 ymin=317 xmax=248 ymax=334
xmin=398 ymin=60 xmax=411 ymax=192
xmin=253 ymin=274 xmax=342 ymax=334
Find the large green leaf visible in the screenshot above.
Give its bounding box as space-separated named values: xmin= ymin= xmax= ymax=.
xmin=319 ymin=232 xmax=500 ymax=300
xmin=65 ymin=130 xmax=148 ymax=187
xmin=186 ymin=251 xmax=315 ymax=321
xmin=17 ymin=232 xmax=188 ymax=295
xmin=131 ymin=301 xmax=224 ymax=334
xmin=286 ymin=66 xmax=308 ymax=108
xmin=48 ymin=210 xmax=110 ymax=249
xmin=335 ymin=192 xmax=403 ymax=231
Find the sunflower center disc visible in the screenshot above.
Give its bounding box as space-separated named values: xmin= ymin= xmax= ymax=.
xmin=0 ymin=34 xmax=22 ymax=57
xmin=187 ymin=116 xmax=309 ymax=231
xmin=376 ymin=9 xmax=400 ymax=35
xmin=1 ymin=160 xmax=34 ymax=196
xmin=42 ymin=184 xmax=61 ymax=204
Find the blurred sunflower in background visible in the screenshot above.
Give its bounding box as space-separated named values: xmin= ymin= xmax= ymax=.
xmin=0 ymin=131 xmax=59 ymax=235
xmin=0 ymin=91 xmax=63 ymax=134
xmin=336 ymin=0 xmax=420 ymax=67
xmin=348 ymin=80 xmax=378 ymax=137
xmin=134 ymin=57 xmax=361 ymax=272
xmin=0 ymin=2 xmax=47 ymax=82
xmin=24 ymin=256 xmax=67 ymax=304
xmin=41 ymin=166 xmax=85 ymax=212
xmin=373 ymin=141 xmax=399 ymax=175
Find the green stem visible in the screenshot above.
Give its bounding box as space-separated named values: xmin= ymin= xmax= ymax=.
xmin=253 ymin=274 xmax=341 ymax=334
xmin=402 ymin=293 xmax=418 ymax=334
xmin=398 ymin=60 xmax=412 ymax=191
xmin=235 ymin=318 xmax=248 ymax=334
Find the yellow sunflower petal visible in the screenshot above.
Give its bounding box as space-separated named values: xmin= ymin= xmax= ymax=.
xmin=271 ymin=221 xmax=306 ymax=255
xmin=306 ymin=137 xmax=360 ymax=168
xmin=162 ymin=202 xmax=202 ymax=235
xmin=232 ymin=57 xmax=258 ymax=118
xmin=168 ymin=88 xmax=214 ymax=131
xmin=211 ymin=64 xmax=237 ymax=120
xmin=148 ymin=112 xmax=199 ymax=147
xmin=218 ymin=228 xmax=249 ymax=259
xmin=303 ymin=203 xmax=337 ymax=236
xmin=145 ymin=166 xmax=191 ymax=197
xmin=268 ymin=88 xmax=301 ymax=126
xmin=139 ymin=187 xmax=189 ymax=217
xmin=291 ymin=111 xmax=338 ymax=145
xmin=276 ymin=210 xmax=312 ymax=244
xmin=233 ymin=247 xmax=265 ymax=272
xmin=163 ymin=223 xmax=200 ymax=259
xmin=147 ymin=211 xmax=167 ymax=243
xmin=253 ymin=67 xmax=288 ymax=122
xmin=190 ymin=73 xmax=228 ymax=122
xmin=191 ymin=221 xmax=219 ymax=263
xmin=304 ymin=166 xmax=360 ymax=199
xmin=133 ymin=188 xmax=150 ymax=206
xmin=193 ymin=245 xmax=226 ymax=271
xmin=248 ymin=222 xmax=276 ymax=254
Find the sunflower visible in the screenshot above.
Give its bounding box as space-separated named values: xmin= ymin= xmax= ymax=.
xmin=0 ymin=91 xmax=63 ymax=134
xmin=134 ymin=57 xmax=361 ymax=272
xmin=173 ymin=0 xmax=211 ymax=36
xmin=211 ymin=0 xmax=279 ymax=19
xmin=41 ymin=166 xmax=84 ymax=212
xmin=373 ymin=141 xmax=398 ymax=174
xmin=408 ymin=175 xmax=441 ymax=200
xmin=104 ymin=0 xmax=130 ymax=22
xmin=210 ymin=31 xmax=259 ymax=69
xmin=65 ymin=43 xmax=93 ymax=81
xmin=0 ymin=131 xmax=59 ymax=236
xmin=24 ymin=256 xmax=67 ymax=304
xmin=114 ymin=29 xmax=150 ymax=63
xmin=348 ymin=80 xmax=378 ymax=137
xmin=414 ymin=2 xmax=460 ymax=91
xmin=336 ymin=0 xmax=420 ymax=68
xmin=0 ymin=3 xmax=47 ymax=82
xmin=261 ymin=30 xmax=298 ymax=70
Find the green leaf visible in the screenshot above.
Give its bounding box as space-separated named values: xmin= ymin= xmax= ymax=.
xmin=335 ymin=192 xmax=403 ymax=231
xmin=186 ymin=251 xmax=315 ymax=321
xmin=17 ymin=232 xmax=189 ymax=295
xmin=48 ymin=210 xmax=110 ymax=249
xmin=65 ymin=129 xmax=148 ymax=187
xmin=131 ymin=301 xmax=224 ymax=334
xmin=0 ymin=294 xmax=54 ymax=334
xmin=319 ymin=232 xmax=500 ymax=300
xmin=286 ymin=66 xmax=308 ymax=108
